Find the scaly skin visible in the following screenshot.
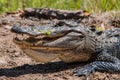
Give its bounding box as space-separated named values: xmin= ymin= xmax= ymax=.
xmin=11 ymin=23 xmax=120 ymax=76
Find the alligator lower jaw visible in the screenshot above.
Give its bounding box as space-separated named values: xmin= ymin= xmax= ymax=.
xmin=13 ymin=35 xmax=74 ymax=63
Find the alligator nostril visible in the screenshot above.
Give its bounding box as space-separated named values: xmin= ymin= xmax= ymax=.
xmin=11 ymin=26 xmax=23 ymax=33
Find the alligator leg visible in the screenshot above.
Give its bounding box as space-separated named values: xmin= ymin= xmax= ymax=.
xmin=96 ymin=51 xmax=119 ymax=62
xmin=73 ymin=51 xmax=120 ymax=76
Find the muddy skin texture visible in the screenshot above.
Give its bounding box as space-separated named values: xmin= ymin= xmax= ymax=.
xmin=0 ymin=8 xmax=120 ymax=80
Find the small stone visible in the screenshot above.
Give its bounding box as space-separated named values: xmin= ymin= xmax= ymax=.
xmin=0 ymin=57 xmax=7 ymax=64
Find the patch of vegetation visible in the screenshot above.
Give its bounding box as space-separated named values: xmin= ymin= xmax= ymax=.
xmin=0 ymin=0 xmax=120 ymax=14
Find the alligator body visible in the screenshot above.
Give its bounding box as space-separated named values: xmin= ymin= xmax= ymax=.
xmin=11 ymin=23 xmax=120 ymax=76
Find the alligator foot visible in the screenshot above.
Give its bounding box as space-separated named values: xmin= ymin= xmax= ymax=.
xmin=73 ymin=65 xmax=95 ymax=76
xmin=74 ymin=60 xmax=120 ymax=76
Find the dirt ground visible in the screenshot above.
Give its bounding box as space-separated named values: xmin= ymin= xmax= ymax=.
xmin=0 ymin=8 xmax=120 ymax=80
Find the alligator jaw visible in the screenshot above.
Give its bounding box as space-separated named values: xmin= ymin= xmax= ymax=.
xmin=11 ymin=25 xmax=78 ymax=50
xmin=13 ymin=33 xmax=71 ymax=51
xmin=13 ymin=34 xmax=73 ymax=63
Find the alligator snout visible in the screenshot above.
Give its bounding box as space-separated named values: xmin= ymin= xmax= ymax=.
xmin=11 ymin=25 xmax=50 ymax=36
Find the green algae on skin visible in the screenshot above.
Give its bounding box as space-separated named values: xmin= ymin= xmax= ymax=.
xmin=31 ymin=27 xmax=54 ymax=35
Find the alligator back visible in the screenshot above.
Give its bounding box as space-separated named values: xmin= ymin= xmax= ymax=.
xmin=98 ymin=28 xmax=120 ymax=59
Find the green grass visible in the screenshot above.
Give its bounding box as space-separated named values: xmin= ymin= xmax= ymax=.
xmin=0 ymin=0 xmax=120 ymax=14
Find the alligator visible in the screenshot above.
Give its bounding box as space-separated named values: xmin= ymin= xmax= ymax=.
xmin=11 ymin=23 xmax=120 ymax=76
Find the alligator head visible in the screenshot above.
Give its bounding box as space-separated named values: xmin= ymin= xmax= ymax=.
xmin=11 ymin=25 xmax=97 ymax=63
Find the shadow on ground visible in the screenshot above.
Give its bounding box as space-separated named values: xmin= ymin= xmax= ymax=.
xmin=0 ymin=61 xmax=86 ymax=77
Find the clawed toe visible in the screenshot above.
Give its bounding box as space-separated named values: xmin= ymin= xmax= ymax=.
xmin=73 ymin=66 xmax=95 ymax=76
xmin=73 ymin=68 xmax=89 ymax=76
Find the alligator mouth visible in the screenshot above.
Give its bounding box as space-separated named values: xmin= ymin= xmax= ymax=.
xmin=11 ymin=25 xmax=84 ymax=51
xmin=13 ymin=31 xmax=71 ymax=51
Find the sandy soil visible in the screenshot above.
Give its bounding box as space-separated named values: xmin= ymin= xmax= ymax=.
xmin=0 ymin=9 xmax=120 ymax=80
